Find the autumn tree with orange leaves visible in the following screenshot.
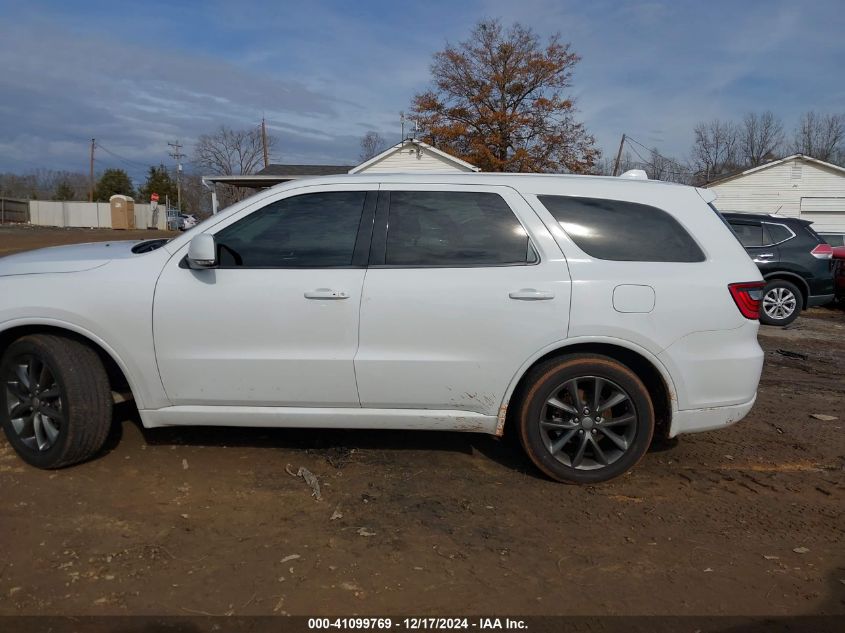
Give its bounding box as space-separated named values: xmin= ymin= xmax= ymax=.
xmin=411 ymin=20 xmax=599 ymax=173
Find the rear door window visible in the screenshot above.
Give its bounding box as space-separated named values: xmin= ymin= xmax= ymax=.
xmin=728 ymin=221 xmax=764 ymax=247
xmin=538 ymin=195 xmax=705 ymax=262
xmin=384 ymin=191 xmax=536 ymax=266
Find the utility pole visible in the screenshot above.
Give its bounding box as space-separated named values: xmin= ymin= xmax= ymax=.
xmin=261 ymin=117 xmax=270 ymax=168
xmin=612 ymin=134 xmax=626 ymax=176
xmin=89 ymin=138 xmax=95 ymax=202
xmin=167 ymin=140 xmax=185 ymax=212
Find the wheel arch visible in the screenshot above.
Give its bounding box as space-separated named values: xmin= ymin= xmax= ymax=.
xmin=499 ymin=338 xmax=676 ymax=440
xmin=0 ymin=320 xmax=138 ymax=407
xmin=762 ymin=271 xmax=810 ymax=308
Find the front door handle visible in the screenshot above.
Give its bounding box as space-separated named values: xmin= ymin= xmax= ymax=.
xmin=304 ymin=288 xmax=349 ymax=300
xmin=509 ymin=288 xmax=555 ymax=301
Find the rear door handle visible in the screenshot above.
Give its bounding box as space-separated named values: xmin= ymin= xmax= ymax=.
xmin=509 ymin=288 xmax=555 ymax=301
xmin=304 ymin=288 xmax=349 ymax=300
xmin=753 ymin=253 xmax=775 ymax=262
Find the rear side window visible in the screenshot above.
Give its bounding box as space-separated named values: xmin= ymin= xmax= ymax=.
xmin=385 ymin=191 xmax=536 ymax=266
xmin=538 ymin=195 xmax=705 ymax=262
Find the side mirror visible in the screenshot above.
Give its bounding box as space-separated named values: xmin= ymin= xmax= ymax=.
xmin=187 ymin=234 xmax=217 ymax=269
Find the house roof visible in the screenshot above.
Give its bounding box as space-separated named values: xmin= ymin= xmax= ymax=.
xmin=349 ymin=138 xmax=480 ymax=174
xmin=256 ymin=164 xmax=354 ymax=177
xmin=706 ymin=154 xmax=845 ymax=187
xmin=203 ymin=164 xmax=354 ymax=189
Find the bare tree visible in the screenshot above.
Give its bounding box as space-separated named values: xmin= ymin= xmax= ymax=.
xmin=644 ymin=147 xmax=673 ymax=181
xmin=691 ymin=119 xmax=740 ymax=183
xmin=359 ymin=131 xmax=386 ymax=162
xmin=791 ymin=112 xmax=844 ymax=162
xmin=194 ymin=125 xmax=275 ymax=176
xmin=194 ymin=125 xmax=277 ymax=205
xmin=740 ymin=111 xmax=783 ymax=166
xmin=0 ymin=169 xmax=88 ymax=200
xmin=593 ymin=151 xmax=636 ymax=176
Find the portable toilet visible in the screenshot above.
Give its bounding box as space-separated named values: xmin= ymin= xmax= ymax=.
xmin=109 ymin=195 xmax=135 ymax=230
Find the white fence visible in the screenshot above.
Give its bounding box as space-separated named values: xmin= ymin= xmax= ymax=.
xmin=28 ymin=200 xmax=167 ymax=230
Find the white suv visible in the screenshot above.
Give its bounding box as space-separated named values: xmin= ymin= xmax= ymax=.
xmin=0 ymin=174 xmax=765 ymax=483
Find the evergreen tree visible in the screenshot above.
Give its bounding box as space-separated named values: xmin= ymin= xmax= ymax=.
xmin=94 ymin=169 xmax=134 ymax=201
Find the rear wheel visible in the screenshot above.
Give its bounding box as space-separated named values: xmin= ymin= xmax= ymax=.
xmin=1 ymin=335 xmax=112 ymax=468
xmin=517 ymin=355 xmax=654 ymax=484
xmin=760 ymin=280 xmax=801 ymax=326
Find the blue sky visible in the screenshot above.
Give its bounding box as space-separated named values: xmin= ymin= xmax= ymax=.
xmin=0 ymin=0 xmax=842 ymax=182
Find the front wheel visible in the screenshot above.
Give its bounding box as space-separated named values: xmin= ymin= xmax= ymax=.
xmin=0 ymin=334 xmax=113 ymax=469
xmin=517 ymin=355 xmax=655 ymax=484
xmin=759 ymin=280 xmax=801 ymax=326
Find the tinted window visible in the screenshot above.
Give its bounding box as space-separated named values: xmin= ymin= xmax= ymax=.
xmin=822 ymin=234 xmax=845 ymax=247
xmin=385 ymin=191 xmax=535 ymax=266
xmin=729 ymin=221 xmax=764 ymax=247
xmin=539 ymin=195 xmax=705 ymax=262
xmin=215 ymin=191 xmax=366 ymax=267
xmin=765 ymin=223 xmax=792 ymax=244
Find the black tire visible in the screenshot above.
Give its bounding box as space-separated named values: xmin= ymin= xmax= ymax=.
xmin=0 ymin=334 xmax=112 ymax=468
xmin=517 ymin=355 xmax=654 ymax=484
xmin=759 ymin=280 xmax=802 ymax=326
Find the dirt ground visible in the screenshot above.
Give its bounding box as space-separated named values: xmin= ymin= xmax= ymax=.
xmin=0 ymin=226 xmax=843 ymax=617
xmin=0 ymin=224 xmax=175 ymax=257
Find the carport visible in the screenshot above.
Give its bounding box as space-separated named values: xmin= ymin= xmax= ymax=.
xmin=202 ymin=164 xmax=352 ymax=214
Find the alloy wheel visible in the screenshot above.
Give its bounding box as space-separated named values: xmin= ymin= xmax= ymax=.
xmin=762 ymin=287 xmax=797 ymax=321
xmin=4 ymin=354 xmax=64 ymax=452
xmin=539 ymin=375 xmax=638 ymax=471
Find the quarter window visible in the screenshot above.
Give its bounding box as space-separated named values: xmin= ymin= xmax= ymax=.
xmin=215 ymin=191 xmax=367 ymax=267
xmin=385 ymin=191 xmax=536 ymax=266
xmin=764 ymin=223 xmax=792 ymax=244
xmin=538 ymin=195 xmax=705 ymax=262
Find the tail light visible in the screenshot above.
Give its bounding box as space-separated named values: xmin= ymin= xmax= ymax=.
xmin=811 ymin=244 xmax=833 ymax=259
xmin=729 ymin=282 xmax=765 ymax=319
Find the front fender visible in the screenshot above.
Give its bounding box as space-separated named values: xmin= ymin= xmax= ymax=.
xmin=0 ymin=316 xmax=154 ymax=410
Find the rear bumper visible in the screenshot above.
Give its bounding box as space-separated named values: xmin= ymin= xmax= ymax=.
xmin=669 ymin=395 xmax=756 ymax=437
xmin=807 ymin=293 xmax=835 ymax=307
xmin=657 ymin=320 xmax=764 ymax=411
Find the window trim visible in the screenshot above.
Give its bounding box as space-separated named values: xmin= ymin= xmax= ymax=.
xmin=188 ymin=189 xmax=378 ymax=270
xmin=728 ymin=219 xmax=796 ymax=248
xmin=367 ymin=190 xmax=541 ymax=269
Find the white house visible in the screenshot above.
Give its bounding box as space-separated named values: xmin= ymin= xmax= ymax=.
xmin=350 ymin=138 xmax=480 ymax=174
xmin=202 ymin=138 xmax=480 ymax=213
xmin=706 ymin=154 xmax=845 ymax=233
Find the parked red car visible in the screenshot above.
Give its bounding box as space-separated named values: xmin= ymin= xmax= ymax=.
xmin=833 ymin=246 xmax=845 ymax=302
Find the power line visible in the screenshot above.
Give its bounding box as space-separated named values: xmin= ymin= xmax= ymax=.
xmin=94 ymin=142 xmax=150 ymax=171
xmin=626 ymin=142 xmax=650 ymax=166
xmin=624 ymin=135 xmax=697 ymax=174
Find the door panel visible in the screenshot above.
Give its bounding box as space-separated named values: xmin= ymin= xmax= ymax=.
xmin=355 ymin=185 xmax=571 ymax=415
xmin=153 ymin=186 xmax=374 ymax=407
